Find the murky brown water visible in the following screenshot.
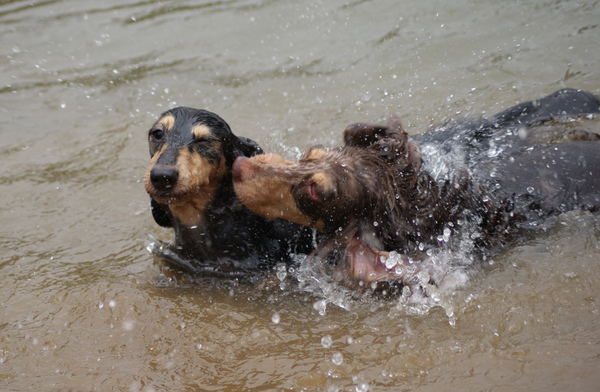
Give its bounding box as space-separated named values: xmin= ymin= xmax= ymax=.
xmin=1 ymin=0 xmax=600 ymax=391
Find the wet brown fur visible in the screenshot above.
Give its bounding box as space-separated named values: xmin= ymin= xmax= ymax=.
xmin=233 ymin=116 xmax=509 ymax=289
xmin=233 ymin=89 xmax=600 ymax=290
xmin=235 ymin=116 xmax=505 ymax=249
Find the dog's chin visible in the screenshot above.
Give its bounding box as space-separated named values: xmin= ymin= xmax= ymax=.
xmin=146 ymin=187 xmax=194 ymax=206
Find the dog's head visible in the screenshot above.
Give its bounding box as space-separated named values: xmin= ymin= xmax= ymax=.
xmin=145 ymin=107 xmax=262 ymax=227
xmin=233 ymin=135 xmax=421 ymax=234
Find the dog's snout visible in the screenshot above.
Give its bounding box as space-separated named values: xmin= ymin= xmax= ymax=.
xmin=232 ymin=157 xmax=250 ymax=183
xmin=150 ymin=165 xmax=179 ymax=190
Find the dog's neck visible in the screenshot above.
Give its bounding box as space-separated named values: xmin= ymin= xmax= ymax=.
xmin=167 ymin=178 xmax=267 ymax=261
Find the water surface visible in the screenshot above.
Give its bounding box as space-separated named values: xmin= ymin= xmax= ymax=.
xmin=1 ymin=0 xmax=599 ymax=390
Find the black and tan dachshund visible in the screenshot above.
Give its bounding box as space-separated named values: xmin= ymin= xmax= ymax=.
xmin=144 ymin=107 xmax=314 ymax=279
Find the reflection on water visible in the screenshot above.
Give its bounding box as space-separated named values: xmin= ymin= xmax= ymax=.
xmin=1 ymin=0 xmax=600 ymax=390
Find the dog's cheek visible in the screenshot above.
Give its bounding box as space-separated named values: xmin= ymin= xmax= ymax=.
xmin=193 ymin=142 xmax=223 ymax=164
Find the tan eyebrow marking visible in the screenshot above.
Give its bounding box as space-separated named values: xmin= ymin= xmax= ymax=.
xmin=304 ymin=147 xmax=327 ymax=161
xmin=158 ymin=114 xmax=175 ymax=130
xmin=312 ymin=172 xmax=332 ymax=189
xmin=192 ymin=124 xmax=211 ymax=139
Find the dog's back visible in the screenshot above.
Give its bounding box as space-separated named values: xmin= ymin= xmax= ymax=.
xmin=478 ymin=141 xmax=600 ymax=225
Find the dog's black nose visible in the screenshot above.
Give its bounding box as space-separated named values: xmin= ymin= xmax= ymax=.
xmin=150 ymin=166 xmax=179 ymax=190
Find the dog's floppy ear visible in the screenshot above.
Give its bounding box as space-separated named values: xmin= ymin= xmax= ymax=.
xmin=150 ymin=198 xmax=172 ymax=228
xmin=233 ymin=136 xmax=264 ymax=158
xmin=384 ymin=113 xmax=409 ymax=142
xmin=218 ymin=133 xmax=263 ymax=169
xmin=343 ymin=114 xmax=408 ymax=147
xmin=371 ymin=137 xmax=422 ymax=187
xmin=343 ymin=123 xmax=389 ymax=147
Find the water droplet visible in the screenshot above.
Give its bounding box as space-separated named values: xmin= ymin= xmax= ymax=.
xmin=313 ymin=299 xmax=327 ymax=316
xmin=122 ymin=321 xmax=134 ymax=331
xmin=356 ymin=382 xmax=370 ymax=392
xmin=417 ymin=271 xmax=430 ymax=284
xmin=394 ymin=265 xmax=404 ymax=276
xmin=442 ymin=227 xmax=451 ymax=242
xmin=108 ymin=300 xmax=116 ymax=309
xmin=271 ymin=313 xmax=281 ymax=324
xmin=321 ymin=335 xmax=332 ymax=348
xmin=384 ymin=252 xmax=400 ymax=269
xmin=448 ymin=317 xmax=456 ymax=327
xmin=373 ymin=221 xmax=379 ymax=227
xmin=518 ymin=127 xmax=528 ymax=140
xmin=275 ymin=264 xmax=287 ymax=281
xmin=144 ymin=238 xmax=156 ymax=253
xmin=196 ymin=343 xmax=203 ymax=350
xmin=527 ymin=186 xmax=535 ymax=194
xmin=332 ymin=352 xmax=343 ymax=365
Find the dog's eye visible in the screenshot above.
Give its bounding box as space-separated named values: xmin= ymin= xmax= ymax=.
xmin=150 ymin=128 xmax=164 ymax=140
xmin=193 ymin=137 xmax=216 ymax=147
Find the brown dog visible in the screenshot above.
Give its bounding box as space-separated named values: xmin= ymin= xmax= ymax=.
xmin=232 ymin=91 xmax=600 ymax=290
xmin=232 ymin=116 xmax=504 ymax=290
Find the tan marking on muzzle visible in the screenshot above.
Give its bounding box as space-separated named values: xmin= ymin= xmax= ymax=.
xmin=233 ymin=155 xmax=323 ymax=230
xmin=165 ymin=148 xmax=224 ymax=226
